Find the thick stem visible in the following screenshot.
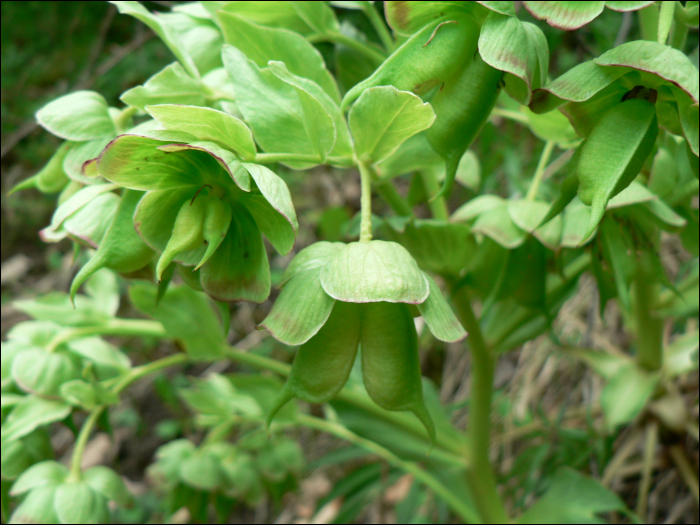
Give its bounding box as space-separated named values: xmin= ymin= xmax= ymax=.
xmin=46 ymin=319 xmax=167 ymax=352
xmin=363 ymin=2 xmax=395 ymax=52
xmin=450 ymin=287 xmax=509 ymax=524
xmin=297 ymin=414 xmax=478 ymax=523
xmin=669 ymin=13 xmax=688 ymax=50
xmin=420 ymin=170 xmax=449 ymax=220
xmin=636 ymin=421 xmax=658 ymax=518
xmin=375 ymin=180 xmax=414 ymax=217
xmin=633 ymin=253 xmax=663 ymax=371
xmin=358 ymin=161 xmax=373 ymax=242
xmin=657 ymin=0 xmax=676 ymax=44
xmin=638 ymin=4 xmax=659 ymax=42
xmin=309 ymin=31 xmax=386 ymax=65
xmin=526 ymin=141 xmax=554 ymax=201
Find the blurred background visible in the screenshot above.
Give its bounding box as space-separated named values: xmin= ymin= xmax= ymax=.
xmin=1 ymin=2 xmax=698 ymax=524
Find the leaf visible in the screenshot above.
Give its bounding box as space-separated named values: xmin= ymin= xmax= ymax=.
xmin=9 ymin=461 xmax=67 ymax=496
xmin=8 ymin=485 xmax=60 ymax=524
xmin=451 ymin=194 xmax=504 ymax=222
xmin=129 ymin=284 xmax=223 ymax=360
xmin=221 ymin=45 xmax=325 ymax=168
xmin=599 ymin=217 xmax=636 ymax=311
xmin=36 ymin=91 xmax=116 ymax=141
xmin=600 ymin=364 xmax=660 ymax=428
xmin=83 ymin=466 xmax=133 ymax=507
xmin=564 ymin=348 xmax=631 ymax=380
xmin=1 ymin=396 xmax=72 ymax=444
xmin=179 ymin=374 xmax=261 ymax=421
xmin=41 ymin=184 xmax=118 ymax=240
xmin=417 ymin=274 xmax=467 ymax=342
xmin=60 ymin=380 xmax=99 ymax=410
xmin=0 ymin=430 xmax=52 ymax=481
xmin=159 ymin=13 xmax=224 ymax=75
xmin=523 ymin=107 xmax=579 ymax=146
xmin=260 ymin=269 xmax=335 ymax=346
xmin=320 ymin=241 xmax=429 ymax=303
xmin=560 ymin=198 xmax=593 ymax=247
xmin=605 ymin=1 xmax=656 ymax=11
xmin=518 ymin=467 xmax=628 ymax=523
xmin=664 ymin=331 xmax=699 ymax=377
xmin=374 ymin=133 xmax=443 ymax=180
xmin=217 ymin=12 xmax=339 ymax=102
xmin=290 ymin=1 xmax=340 ymax=34
xmin=63 ymin=192 xmax=120 ymax=248
xmin=146 ymin=104 xmax=257 ymax=160
xmin=242 ymin=163 xmax=299 ymax=255
xmin=13 ymin=293 xmax=111 ymax=327
xmin=595 ymin=41 xmax=699 ymax=104
xmin=12 ymin=348 xmax=80 ymax=397
xmin=179 ymin=450 xmax=224 ymax=491
xmin=471 ymin=202 xmax=527 ymax=249
xmin=384 ymin=1 xmax=472 ymax=36
xmin=214 ymin=1 xmax=313 ymax=35
xmin=54 ymin=481 xmax=109 ymax=524
xmin=62 ymin=139 xmax=111 ymax=183
xmin=530 ymin=61 xmax=629 ymax=115
xmin=478 ymin=13 xmax=548 ymax=104
xmin=508 ymin=200 xmax=562 ymax=249
xmin=522 ymin=1 xmax=605 ymax=30
xmin=280 ymin=241 xmax=345 ymax=284
xmin=349 ymin=86 xmax=436 ymax=165
xmin=121 ymin=63 xmax=208 ymax=110
xmin=111 ymin=1 xmax=199 ymax=77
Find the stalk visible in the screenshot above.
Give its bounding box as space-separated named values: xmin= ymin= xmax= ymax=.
xmin=450 ymin=286 xmax=509 ymax=524
xmin=526 ymin=141 xmax=554 ymax=201
xmin=420 ymin=170 xmax=449 ymax=220
xmin=637 ymin=4 xmax=659 ymax=42
xmin=363 ymin=2 xmax=395 ymax=52
xmin=308 ymin=31 xmax=387 ymax=65
xmin=633 ymin=253 xmax=663 ymax=371
xmin=46 ymin=319 xmax=167 ymax=352
xmin=358 ymin=160 xmax=374 ymax=242
xmin=68 ymin=407 xmax=105 ymax=481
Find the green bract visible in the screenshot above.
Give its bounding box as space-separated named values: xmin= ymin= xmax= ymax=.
xmin=261 ymin=241 xmax=467 ymax=443
xmin=95 ymin=127 xmax=298 ymax=303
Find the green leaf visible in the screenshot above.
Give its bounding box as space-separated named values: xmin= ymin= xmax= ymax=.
xmin=417 ymin=274 xmax=467 ymax=342
xmin=595 ymin=41 xmax=699 ymax=105
xmin=159 ymin=13 xmax=224 ymax=75
xmin=146 ymin=104 xmax=257 ymax=160
xmin=111 ymin=1 xmax=199 ymax=77
xmin=384 ymin=1 xmax=472 ymax=36
xmin=10 ymin=461 xmax=68 ymax=496
xmin=63 ymin=193 xmax=120 ymax=248
xmin=471 ymin=202 xmax=527 ymax=249
xmin=605 ymin=1 xmax=656 ymax=11
xmin=129 ymin=284 xmax=223 ymax=360
xmin=320 ymin=241 xmax=429 ymax=303
xmin=179 ymin=374 xmax=261 ymax=421
xmin=242 ymin=163 xmax=299 ymax=255
xmin=522 ymin=1 xmax=605 ymax=30
xmin=33 ymin=142 xmax=72 ymax=194
xmin=8 ymin=485 xmax=60 ymax=524
xmin=268 ymin=61 xmax=352 ymax=160
xmin=518 ymin=467 xmax=627 ymax=523
xmin=451 ymin=194 xmax=503 ymax=222
xmin=508 ymin=200 xmax=562 ymax=249
xmin=374 ymin=133 xmax=443 ymax=181
xmin=478 ymin=13 xmax=548 ymax=104
xmin=1 ymin=397 xmax=72 ymax=444
xmin=62 ymin=139 xmax=111 ymax=183
xmin=523 ymin=107 xmax=579 ymax=146
xmin=179 ymin=450 xmax=224 ymax=491
xmin=649 ymin=147 xmax=679 ymax=198
xmin=214 ymin=1 xmax=313 ymax=35
xmin=289 ymin=1 xmax=340 ymax=34
xmin=530 ymin=61 xmax=629 ymax=115
xmin=560 ymin=197 xmax=593 ymax=247
xmin=672 ymin=86 xmax=699 ymax=157
xmin=599 ymin=217 xmax=636 ymax=311
xmin=36 ymin=91 xmax=116 ymax=141
xmin=221 ymin=45 xmax=325 ymax=168
xmin=1 ymin=342 xmax=24 ymax=391
xmin=218 ymin=12 xmax=339 ymax=102
xmin=350 ymin=86 xmax=435 ymax=165
xmin=55 ymin=481 xmax=109 ymax=524
xmin=383 ymin=219 xmax=476 ymax=276
xmin=200 ymin=203 xmax=271 ymax=303
xmin=83 ymin=466 xmax=133 ymax=507
xmin=12 ymin=348 xmax=80 ymax=397
xmin=601 ymin=364 xmax=660 ymax=428
xmin=564 ymin=348 xmax=631 ymax=380
xmin=60 ymin=380 xmax=99 ymax=410
xmin=664 ymin=331 xmax=699 ymax=377
xmin=40 ymin=184 xmax=118 ymax=241
xmin=261 ymin=269 xmax=335 ymax=346
xmin=13 ymin=293 xmax=111 ymax=327
xmin=121 ymin=62 xmax=208 ymax=110
xmin=0 ymin=430 xmax=52 ymax=481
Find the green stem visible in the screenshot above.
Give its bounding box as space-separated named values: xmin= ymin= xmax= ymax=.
xmin=363 ymin=2 xmax=395 ymax=52
xmin=69 ymin=407 xmax=106 ymax=481
xmin=358 ymin=161 xmax=373 ymax=242
xmin=450 ymin=287 xmax=509 ymax=524
xmin=633 ymin=253 xmax=663 ymax=371
xmin=638 ymin=4 xmax=659 ymax=41
xmin=111 ymin=353 xmax=189 ymax=394
xmin=657 ymin=0 xmax=675 ymax=44
xmin=375 ymin=180 xmax=414 ymax=217
xmin=420 ymin=170 xmax=449 ymax=220
xmin=254 ymin=152 xmax=354 ymax=168
xmin=309 ymin=31 xmax=387 ymax=65
xmin=297 ymin=414 xmax=478 ymax=523
xmin=114 ymin=106 xmax=139 ymax=133
xmin=46 ymin=319 xmax=167 ymax=352
xmin=669 ymin=4 xmax=689 ymax=50
xmin=526 ymin=141 xmax=554 ymax=201
xmin=490 ymin=107 xmax=529 ymax=125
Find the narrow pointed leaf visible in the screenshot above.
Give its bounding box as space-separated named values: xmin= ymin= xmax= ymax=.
xmin=601 ymin=364 xmax=660 ymax=428
xmin=417 ymin=274 xmax=467 ymax=342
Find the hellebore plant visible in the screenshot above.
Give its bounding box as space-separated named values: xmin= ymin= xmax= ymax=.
xmin=3 ymin=1 xmax=699 ymax=524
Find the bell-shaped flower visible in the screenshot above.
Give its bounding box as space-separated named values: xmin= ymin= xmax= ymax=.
xmin=261 ymin=240 xmax=467 ymax=443
xmin=94 ymin=104 xmax=298 ymax=303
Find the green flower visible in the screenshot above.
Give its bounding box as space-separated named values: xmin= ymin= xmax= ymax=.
xmin=261 ymin=240 xmax=467 ymax=442
xmin=95 ymin=105 xmax=298 ymax=302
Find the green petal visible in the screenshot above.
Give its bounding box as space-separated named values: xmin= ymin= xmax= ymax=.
xmin=360 ymin=302 xmax=435 ymax=444
xmin=267 ymin=301 xmax=362 ymax=424
xmin=280 ymin=241 xmax=345 ymax=285
xmin=320 ymin=241 xmax=429 ymax=304
xmin=417 ymin=274 xmax=467 ymax=342
xmin=200 ymin=203 xmax=270 ymax=303
xmin=54 ymin=482 xmax=109 ymax=525
xmin=260 ymin=269 xmax=335 ymax=346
